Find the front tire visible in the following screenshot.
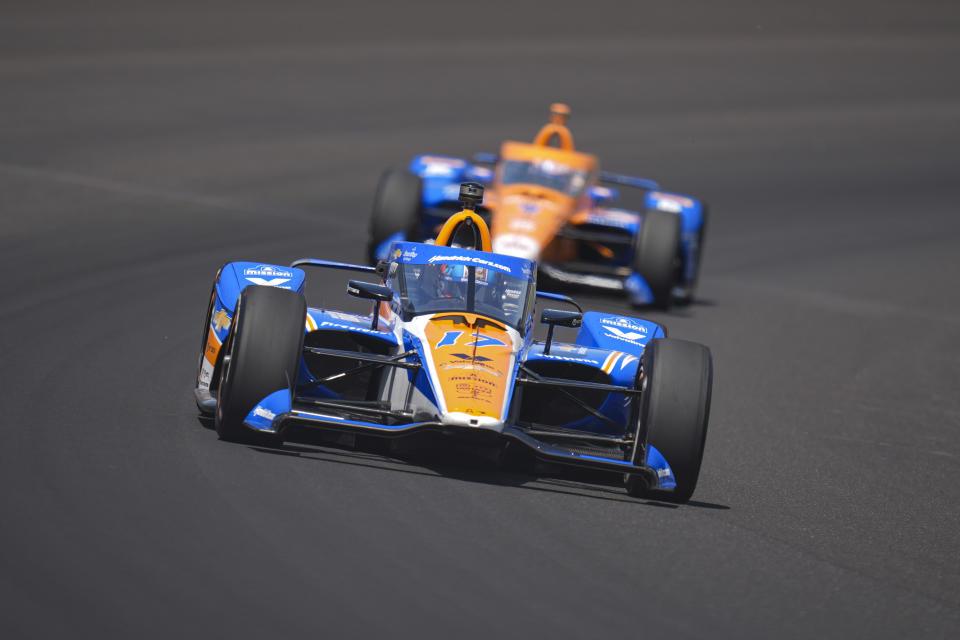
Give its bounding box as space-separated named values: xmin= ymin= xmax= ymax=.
xmin=216 ymin=285 xmax=306 ymax=443
xmin=367 ymin=168 xmax=422 ymax=263
xmin=632 ymin=209 xmax=682 ymax=309
xmin=626 ymin=338 xmax=713 ymax=502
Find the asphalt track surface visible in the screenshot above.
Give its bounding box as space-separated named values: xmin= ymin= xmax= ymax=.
xmin=2 ymin=2 xmax=959 ymax=637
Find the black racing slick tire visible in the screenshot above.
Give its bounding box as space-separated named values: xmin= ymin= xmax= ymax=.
xmin=632 ymin=209 xmax=682 ymax=309
xmin=626 ymin=338 xmax=713 ymax=503
xmin=215 ymin=285 xmax=306 ymax=443
xmin=676 ymin=202 xmax=709 ymax=306
xmin=367 ymin=168 xmax=422 ymax=263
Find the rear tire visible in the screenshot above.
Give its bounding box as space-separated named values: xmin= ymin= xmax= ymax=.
xmin=632 ymin=209 xmax=681 ymax=309
xmin=676 ymin=202 xmax=709 ymax=306
xmin=368 ymin=168 xmax=422 ymax=263
xmin=216 ymin=285 xmax=306 ymax=444
xmin=626 ymin=338 xmax=712 ymax=502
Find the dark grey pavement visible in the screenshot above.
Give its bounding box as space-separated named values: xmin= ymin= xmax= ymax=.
xmin=1 ymin=2 xmax=958 ymax=637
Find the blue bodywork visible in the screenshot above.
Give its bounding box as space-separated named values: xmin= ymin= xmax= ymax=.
xmin=204 ymin=261 xmax=307 ymax=347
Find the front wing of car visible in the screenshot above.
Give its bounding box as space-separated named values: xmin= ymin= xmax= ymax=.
xmin=254 ymin=406 xmax=672 ymax=491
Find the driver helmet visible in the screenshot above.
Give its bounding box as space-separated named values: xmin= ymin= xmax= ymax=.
xmin=437 ymin=264 xmax=491 ymax=300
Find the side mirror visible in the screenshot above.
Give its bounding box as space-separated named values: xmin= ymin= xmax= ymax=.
xmin=347 ymin=280 xmax=394 ymax=330
xmin=472 ymin=151 xmax=499 ymax=164
xmin=347 ymin=280 xmax=393 ymax=302
xmin=540 ymin=308 xmax=583 ymax=355
xmin=541 ymin=309 xmax=583 ymax=327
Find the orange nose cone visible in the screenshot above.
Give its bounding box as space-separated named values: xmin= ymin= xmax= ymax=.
xmin=424 ymin=315 xmax=514 ymax=420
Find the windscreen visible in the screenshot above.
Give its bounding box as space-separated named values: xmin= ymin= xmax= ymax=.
xmin=394 ymin=261 xmax=533 ymax=329
xmin=500 ymin=158 xmax=589 ymax=196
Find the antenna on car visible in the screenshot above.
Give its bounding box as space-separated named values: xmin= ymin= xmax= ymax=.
xmin=458 ymin=181 xmax=484 ymax=211
xmin=549 ymin=102 xmax=571 ymax=125
xmin=533 ymin=103 xmax=575 ymax=150
xmin=458 ymin=182 xmax=482 ymax=249
xmin=434 ymin=182 xmax=492 ymax=251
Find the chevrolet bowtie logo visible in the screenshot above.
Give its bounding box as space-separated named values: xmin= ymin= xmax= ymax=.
xmin=213 ymin=309 xmax=231 ymax=331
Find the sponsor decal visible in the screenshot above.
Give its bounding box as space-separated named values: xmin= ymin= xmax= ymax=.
xmin=427 ymin=254 xmax=513 ymax=274
xmin=449 ymin=375 xmax=496 ymax=383
xmin=424 ymin=317 xmax=514 ymax=417
xmin=599 ymin=209 xmax=639 ymax=224
xmin=436 ymin=330 xmax=462 ymax=348
xmin=585 ymin=209 xmax=639 ymax=229
xmin=451 ymin=373 xmax=497 ymax=398
xmin=592 ymin=186 xmax=615 ymax=200
xmin=253 ymin=406 xmax=276 ymax=421
xmin=650 ymin=192 xmax=693 ymax=213
xmin=436 ymin=330 xmax=507 ymax=349
xmin=423 ymin=164 xmax=457 ymax=177
xmin=603 ymin=326 xmax=648 ymax=342
xmin=456 ymin=383 xmax=492 ymax=396
xmin=509 ymin=218 xmax=537 ymax=232
xmin=492 ymin=234 xmax=540 ymax=261
xmin=325 ymin=311 xmax=365 ymax=323
xmin=420 ymin=156 xmax=466 ymax=168
xmin=449 ymin=353 xmax=492 ymax=362
xmin=554 ymin=344 xmax=589 ymax=355
xmin=243 ymin=265 xmax=293 ymax=278
xmin=467 ymin=335 xmax=507 ymax=348
xmin=212 ymin=309 xmax=231 ymax=332
xmin=201 ymin=324 xmax=223 ymax=381
xmin=467 ymin=166 xmax=494 ymax=181
xmin=438 ymin=351 xmax=501 ymax=376
xmin=440 ymin=363 xmax=503 ymax=376
xmin=247 ymin=277 xmax=291 ymax=287
xmin=601 ymin=316 xmax=649 ymax=333
xmin=320 ymin=321 xmax=383 ymax=335
xmin=402 ymin=248 xmax=418 ymax=260
xmin=540 ymin=354 xmax=600 ymax=365
xmin=450 ymin=375 xmax=497 ymax=389
xmin=656 ymin=468 xmax=672 ymax=478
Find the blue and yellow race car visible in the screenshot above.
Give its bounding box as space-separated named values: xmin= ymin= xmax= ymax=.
xmin=198 ymin=183 xmax=713 ymax=501
xmin=368 ymin=104 xmax=708 ymax=308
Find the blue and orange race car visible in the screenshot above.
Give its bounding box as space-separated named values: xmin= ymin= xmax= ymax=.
xmin=368 ymin=104 xmax=708 ymax=308
xmin=196 ymin=182 xmax=714 ymax=502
